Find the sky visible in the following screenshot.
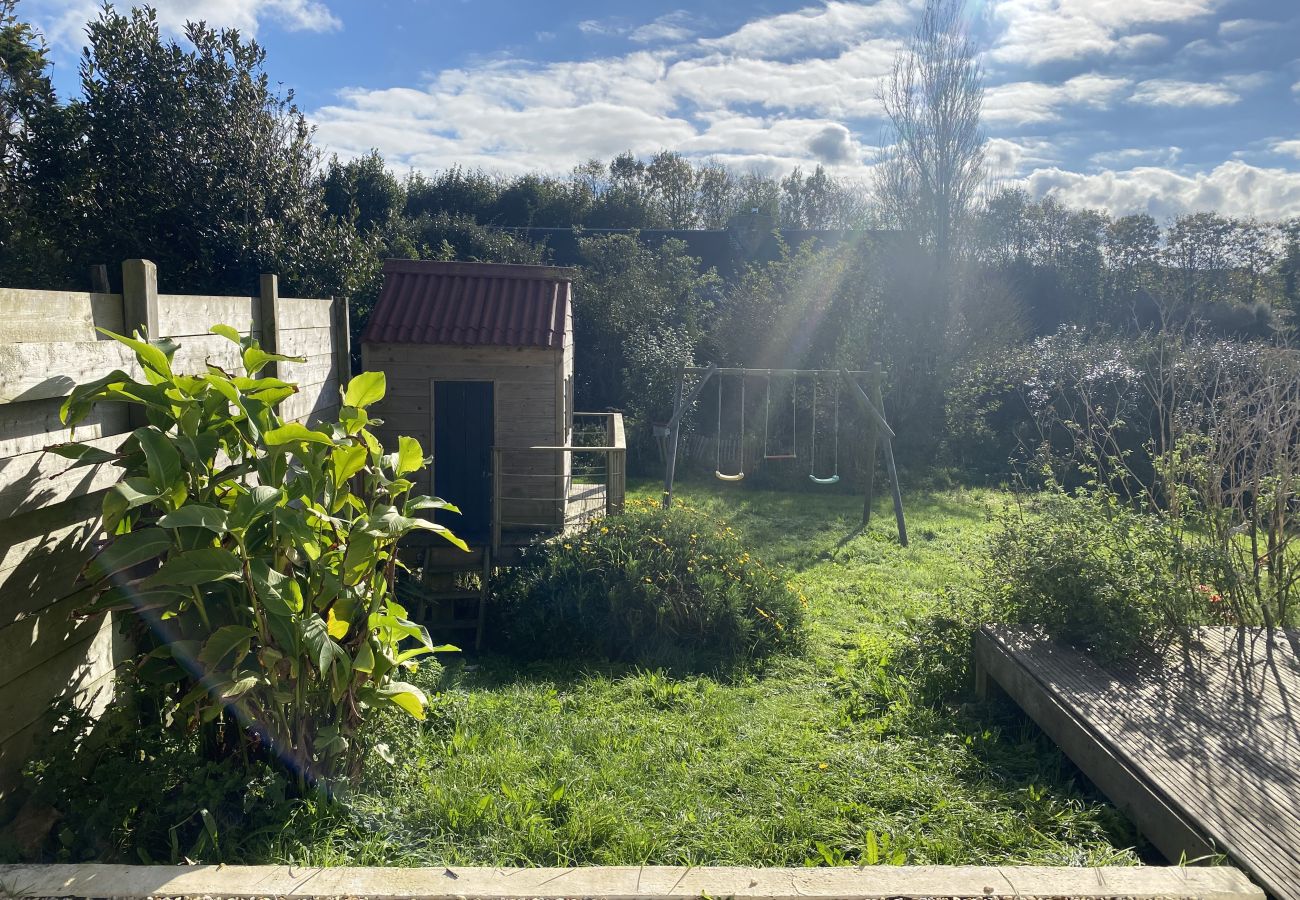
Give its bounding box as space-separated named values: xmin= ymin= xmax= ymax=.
xmin=22 ymin=0 xmax=1300 ymax=221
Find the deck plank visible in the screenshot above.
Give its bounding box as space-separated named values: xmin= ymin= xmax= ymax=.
xmin=978 ymin=626 xmax=1300 ymax=900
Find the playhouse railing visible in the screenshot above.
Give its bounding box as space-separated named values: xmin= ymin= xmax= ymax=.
xmin=491 ymin=412 xmax=626 ymax=555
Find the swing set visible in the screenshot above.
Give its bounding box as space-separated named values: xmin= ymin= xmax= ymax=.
xmin=658 ymin=364 xmax=907 ymax=545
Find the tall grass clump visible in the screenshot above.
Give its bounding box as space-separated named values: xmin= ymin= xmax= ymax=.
xmin=490 ymin=498 xmax=805 ymax=672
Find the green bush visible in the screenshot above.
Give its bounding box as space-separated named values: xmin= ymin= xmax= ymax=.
xmin=982 ymin=493 xmax=1196 ymax=663
xmin=490 ymin=499 xmax=804 ymax=672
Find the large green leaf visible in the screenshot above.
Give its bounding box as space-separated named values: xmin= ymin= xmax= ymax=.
xmin=44 ymin=442 xmax=121 ymax=468
xmin=303 ymin=614 xmax=347 ymax=676
xmin=341 ymin=531 xmax=377 ymax=586
xmin=230 ymin=485 xmax=282 ymax=531
xmin=209 ymin=324 xmax=242 ymax=345
xmin=377 ymin=681 xmax=428 ymax=720
xmin=97 ymin=328 xmax=175 ymax=380
xmin=409 ymin=496 xmax=462 ymax=514
xmin=343 ymin=371 xmax=386 ymax=409
xmin=143 ymin=548 xmax=242 ymax=587
xmin=367 ymin=508 xmax=468 ymax=551
xmin=198 ymin=624 xmax=257 ymax=668
xmin=263 ymin=422 xmax=335 ymax=446
xmin=82 ymin=583 xmax=187 ymax=616
xmin=134 ymin=427 xmax=182 ymax=493
xmin=157 ymin=505 xmax=228 ymax=533
xmin=60 ymin=369 xmax=135 ymax=426
xmin=331 ymin=444 xmax=368 ymax=488
xmin=249 ymin=559 xmax=302 ymax=616
xmin=243 ymin=346 xmax=306 ymax=376
xmin=174 ymin=430 xmax=221 ymax=467
xmin=85 ymin=527 xmax=172 ymax=581
xmin=395 ymin=435 xmax=425 ymax=476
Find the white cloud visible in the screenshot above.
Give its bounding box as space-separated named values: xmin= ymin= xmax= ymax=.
xmin=984 ymin=73 xmax=1130 ymax=125
xmin=986 ymin=137 xmax=1060 ymax=177
xmin=989 ymin=0 xmax=1222 ymax=66
xmin=1218 ymin=18 xmax=1271 ymax=38
xmin=1272 ymin=140 xmax=1300 ymax=160
xmin=668 ymin=39 xmax=901 ymax=118
xmin=33 ymin=0 xmax=339 ymax=48
xmin=1129 ymin=78 xmax=1240 ymax=107
xmin=1021 ymin=160 xmax=1300 ymax=219
xmin=579 ymin=11 xmax=699 ymax=44
xmin=1089 ymin=146 xmax=1181 ymax=167
xmin=701 ymin=0 xmax=913 ymax=59
xmin=630 ymin=11 xmax=697 ymax=44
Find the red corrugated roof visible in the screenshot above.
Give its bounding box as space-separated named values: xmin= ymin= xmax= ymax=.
xmin=361 ymin=259 xmax=574 ymax=348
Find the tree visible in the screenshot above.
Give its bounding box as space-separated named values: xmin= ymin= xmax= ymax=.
xmin=646 ymin=150 xmax=699 ymax=229
xmin=322 ymin=149 xmax=404 ymax=234
xmin=697 ymin=162 xmax=739 ymax=229
xmin=0 ymin=0 xmax=77 ymax=286
xmin=1107 ymin=210 xmax=1159 ymax=309
xmin=572 ymin=233 xmax=717 ymax=415
xmin=404 ymin=165 xmax=501 ymax=222
xmin=69 ymin=6 xmax=369 ymax=297
xmin=875 ymin=0 xmax=985 ymax=265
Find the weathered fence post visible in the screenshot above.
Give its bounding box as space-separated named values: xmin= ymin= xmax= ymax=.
xmin=121 ymin=259 xmax=158 ymax=339
xmin=258 ymin=274 xmax=280 ymax=379
xmin=89 ymin=264 xmax=110 ymax=294
xmin=332 ymin=295 xmax=351 ymax=388
xmin=122 ymin=259 xmax=159 ymax=429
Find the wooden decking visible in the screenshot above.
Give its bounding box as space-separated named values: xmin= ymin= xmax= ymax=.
xmin=976 ymin=626 xmax=1300 ymax=900
xmin=564 ymin=482 xmax=608 ymax=529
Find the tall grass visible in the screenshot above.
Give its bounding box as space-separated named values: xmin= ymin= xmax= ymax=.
xmin=267 ymin=482 xmax=1141 ymax=867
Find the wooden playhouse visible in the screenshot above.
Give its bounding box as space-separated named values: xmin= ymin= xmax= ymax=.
xmin=360 ymin=260 xmax=624 ymax=637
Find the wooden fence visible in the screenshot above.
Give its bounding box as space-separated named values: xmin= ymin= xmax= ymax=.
xmin=0 ymin=260 xmax=350 ymax=805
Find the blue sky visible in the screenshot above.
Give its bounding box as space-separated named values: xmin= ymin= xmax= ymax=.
xmin=24 ymin=0 xmax=1300 ymax=219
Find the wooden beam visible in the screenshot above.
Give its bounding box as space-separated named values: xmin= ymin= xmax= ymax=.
xmin=121 ymin=259 xmax=158 ymax=429
xmin=974 ymin=629 xmax=1217 ymax=863
xmin=861 ymin=365 xmax=881 ymax=526
xmin=258 ymin=274 xmax=280 ymax=379
xmin=332 ymin=295 xmax=351 ymax=390
xmin=841 ymin=369 xmax=906 ymax=546
xmin=660 ymin=364 xmax=718 ymax=509
xmin=121 ymin=259 xmax=158 ymax=339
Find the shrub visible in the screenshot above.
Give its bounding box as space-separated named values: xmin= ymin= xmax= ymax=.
xmin=21 ymin=678 xmax=338 ymax=863
xmin=981 ymin=493 xmax=1197 ymax=663
xmin=490 ymin=499 xmax=804 ymax=672
xmin=51 ymin=328 xmax=463 ymax=790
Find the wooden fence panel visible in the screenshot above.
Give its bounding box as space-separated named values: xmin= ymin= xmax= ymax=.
xmin=156 ymin=295 xmax=258 ymax=337
xmin=0 ymin=290 xmax=124 ymax=342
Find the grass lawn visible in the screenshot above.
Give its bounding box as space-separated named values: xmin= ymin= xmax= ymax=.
xmin=280 ymin=481 xmax=1142 ymax=867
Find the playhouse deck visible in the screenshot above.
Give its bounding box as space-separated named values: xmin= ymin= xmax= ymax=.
xmin=975 ymin=626 xmax=1300 ymax=900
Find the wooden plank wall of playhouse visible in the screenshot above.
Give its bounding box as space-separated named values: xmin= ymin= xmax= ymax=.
xmin=0 ymin=265 xmax=347 ymax=803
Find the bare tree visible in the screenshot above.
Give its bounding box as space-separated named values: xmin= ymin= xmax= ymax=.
xmin=876 ymin=0 xmax=986 ymax=266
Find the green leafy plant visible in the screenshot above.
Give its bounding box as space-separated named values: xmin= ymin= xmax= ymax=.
xmin=51 ymin=326 xmax=465 ymax=788
xmin=489 ymin=497 xmax=804 ymax=672
xmin=981 ymin=492 xmax=1197 ymax=662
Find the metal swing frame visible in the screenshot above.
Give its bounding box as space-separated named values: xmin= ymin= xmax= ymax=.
xmin=656 ymin=364 xmax=908 ymax=545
